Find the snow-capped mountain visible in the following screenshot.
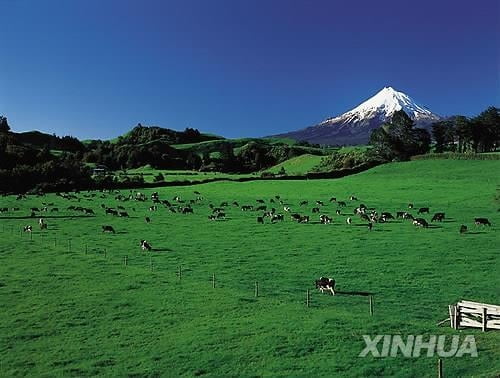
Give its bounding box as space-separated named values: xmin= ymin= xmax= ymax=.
xmin=274 ymin=86 xmax=441 ymax=145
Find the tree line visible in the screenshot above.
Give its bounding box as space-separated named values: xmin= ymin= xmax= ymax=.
xmin=368 ymin=106 xmax=499 ymax=162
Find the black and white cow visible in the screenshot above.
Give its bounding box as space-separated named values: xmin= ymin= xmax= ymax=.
xmin=102 ymin=225 xmax=115 ymax=233
xmin=413 ymin=218 xmax=429 ymax=228
xmin=315 ymin=277 xmax=336 ymax=295
xmin=474 ymin=218 xmax=491 ymax=226
xmin=140 ymin=240 xmax=152 ymax=251
xmin=320 ymin=214 xmax=332 ymax=224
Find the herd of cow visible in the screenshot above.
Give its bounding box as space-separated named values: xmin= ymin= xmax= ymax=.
xmin=1 ymin=188 xmax=494 ymax=297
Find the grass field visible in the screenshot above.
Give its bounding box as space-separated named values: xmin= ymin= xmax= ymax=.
xmin=0 ymin=160 xmax=499 ymax=376
xmin=122 ymin=166 xmax=253 ymax=183
xmin=266 ymin=154 xmax=325 ymax=175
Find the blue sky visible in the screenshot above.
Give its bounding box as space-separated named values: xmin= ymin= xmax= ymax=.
xmin=1 ymin=0 xmax=499 ymax=139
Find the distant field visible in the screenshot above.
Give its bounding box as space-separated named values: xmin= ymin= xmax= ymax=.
xmin=266 ymin=154 xmax=325 ymax=175
xmin=0 ymin=160 xmax=499 ymax=376
xmin=121 ymin=166 xmax=252 ymax=183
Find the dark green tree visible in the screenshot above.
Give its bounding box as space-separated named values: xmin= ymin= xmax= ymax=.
xmin=369 ymin=110 xmax=431 ymax=161
xmin=0 ymin=116 xmax=10 ymax=133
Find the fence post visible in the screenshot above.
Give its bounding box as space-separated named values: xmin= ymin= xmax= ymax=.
xmin=306 ymin=289 xmax=310 ymax=308
xmin=178 ymin=265 xmax=182 ymax=281
xmin=255 ymin=281 xmax=259 ymax=297
xmin=68 ymin=239 xmax=71 ymax=252
xmin=369 ymin=295 xmax=374 ymax=316
xmin=212 ymin=273 xmax=215 ymax=289
xmin=482 ymin=307 xmax=487 ymax=332
xmin=104 ymin=248 xmax=107 ymax=258
xmin=438 ymin=358 xmax=443 ymax=378
xmin=85 ymin=244 xmax=88 ymax=255
xmin=30 ymin=231 xmax=33 ymax=241
xmin=124 ymin=255 xmax=128 ymax=266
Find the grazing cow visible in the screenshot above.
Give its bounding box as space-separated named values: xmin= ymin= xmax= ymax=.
xmin=354 ymin=207 xmax=365 ymax=215
xmin=102 ymin=225 xmax=115 ymax=233
xmin=413 ymin=218 xmax=429 ymax=228
xmin=241 ymin=205 xmax=253 ymax=211
xmin=40 ymin=223 xmax=48 ymax=230
xmin=346 ymin=217 xmax=352 ymax=225
xmin=320 ymin=215 xmax=332 ymax=224
xmin=431 ymin=212 xmax=445 ymax=222
xmin=408 ymin=203 xmax=414 ymax=209
xmin=256 ymin=205 xmax=267 ymax=211
xmin=270 ymin=198 xmax=275 ymax=203
xmin=140 ymin=240 xmax=152 ymax=251
xmin=299 ymin=215 xmax=310 ymax=223
xmin=220 ymin=202 xmax=229 ymax=207
xmin=459 ymin=225 xmax=468 ymax=234
xmin=316 ymin=200 xmax=324 ymax=206
xmin=403 ymin=212 xmax=414 ymax=220
xmin=256 ymin=199 xmax=265 ymax=204
xmin=474 ymin=218 xmax=491 ymax=226
xmin=145 ymin=217 xmax=151 ymax=223
xmin=23 ymin=225 xmax=32 ymax=232
xmin=338 ymin=201 xmax=346 ymax=207
xmin=299 ymin=200 xmax=308 ymax=206
xmin=149 ymin=206 xmax=158 ymax=212
xmin=329 ymin=197 xmax=337 ymax=202
xmin=271 ymin=214 xmax=284 ymax=223
xmin=194 ymin=191 xmax=201 ymax=195
xmin=168 ymin=207 xmax=177 ymax=213
xmin=182 ymin=207 xmax=194 ymax=214
xmin=208 ymin=215 xmax=217 ymax=221
xmin=335 ymin=210 xmax=341 ymax=215
xmin=283 ymin=206 xmax=291 ymax=212
xmin=350 ymin=196 xmax=358 ymax=201
xmin=315 ymin=277 xmax=336 ymax=295
xmin=291 ymin=213 xmax=302 ymax=221
xmin=216 ymin=212 xmax=226 ymax=219
xmin=312 ymin=207 xmax=320 ymax=213
xmin=381 ymin=212 xmax=394 ymax=220
xmin=232 ymin=201 xmax=239 ymax=207
xmin=418 ymin=207 xmax=430 ymax=214
xmin=105 ymin=208 xmax=118 ymax=216
xmin=119 ymin=211 xmax=129 ymax=217
xmin=257 ymin=216 xmax=264 ymax=224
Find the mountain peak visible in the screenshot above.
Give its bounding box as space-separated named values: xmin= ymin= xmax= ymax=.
xmin=321 ymin=86 xmax=440 ymax=125
xmin=273 ymin=87 xmax=441 ymax=145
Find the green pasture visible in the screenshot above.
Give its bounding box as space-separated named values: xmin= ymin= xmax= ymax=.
xmin=0 ymin=160 xmax=499 ymax=376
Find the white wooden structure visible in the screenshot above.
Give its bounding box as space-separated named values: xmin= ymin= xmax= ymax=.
xmin=448 ymin=300 xmax=500 ymax=331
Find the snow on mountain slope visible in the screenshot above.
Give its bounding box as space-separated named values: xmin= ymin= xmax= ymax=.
xmin=319 ymin=86 xmax=439 ymax=126
xmin=274 ymin=87 xmax=441 ymax=145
